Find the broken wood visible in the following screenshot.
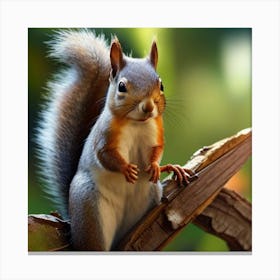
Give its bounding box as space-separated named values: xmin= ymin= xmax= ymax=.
xmin=28 ymin=128 xmax=252 ymax=251
xmin=28 ymin=213 xmax=71 ymax=251
xmin=194 ymin=188 xmax=251 ymax=251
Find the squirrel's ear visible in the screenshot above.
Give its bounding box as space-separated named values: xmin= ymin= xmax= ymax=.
xmin=149 ymin=40 xmax=158 ymax=69
xmin=110 ymin=37 xmax=125 ymax=78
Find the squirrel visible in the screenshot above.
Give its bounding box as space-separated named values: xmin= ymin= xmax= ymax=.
xmin=37 ymin=29 xmax=193 ymax=251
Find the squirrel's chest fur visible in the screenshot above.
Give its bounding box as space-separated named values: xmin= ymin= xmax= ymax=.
xmin=95 ymin=118 xmax=161 ymax=207
xmin=118 ymin=119 xmax=158 ymax=168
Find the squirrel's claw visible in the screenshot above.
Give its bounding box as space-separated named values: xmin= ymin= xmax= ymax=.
xmin=146 ymin=162 xmax=161 ymax=183
xmin=122 ymin=163 xmax=139 ymax=184
xmin=160 ymin=164 xmax=196 ymax=186
xmin=146 ymin=163 xmax=197 ymax=186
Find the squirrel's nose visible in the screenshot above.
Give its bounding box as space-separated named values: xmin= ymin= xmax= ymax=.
xmin=141 ymin=99 xmax=154 ymax=113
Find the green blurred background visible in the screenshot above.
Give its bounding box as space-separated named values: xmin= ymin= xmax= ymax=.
xmin=28 ymin=28 xmax=251 ymax=251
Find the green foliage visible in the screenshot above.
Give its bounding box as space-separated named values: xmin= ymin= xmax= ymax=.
xmin=28 ymin=28 xmax=251 ymax=251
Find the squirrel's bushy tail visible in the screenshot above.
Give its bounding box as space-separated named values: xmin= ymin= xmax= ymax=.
xmin=37 ymin=29 xmax=111 ymax=218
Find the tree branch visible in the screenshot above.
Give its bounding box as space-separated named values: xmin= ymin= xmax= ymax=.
xmin=194 ymin=188 xmax=251 ymax=251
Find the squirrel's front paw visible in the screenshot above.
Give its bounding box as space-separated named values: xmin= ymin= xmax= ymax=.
xmin=160 ymin=164 xmax=197 ymax=186
xmin=121 ymin=163 xmax=139 ymax=184
xmin=145 ymin=162 xmax=161 ymax=183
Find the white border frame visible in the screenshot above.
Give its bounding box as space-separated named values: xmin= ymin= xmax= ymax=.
xmin=1 ymin=0 xmax=279 ymax=279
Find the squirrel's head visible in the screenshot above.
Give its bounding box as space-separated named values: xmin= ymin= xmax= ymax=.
xmin=107 ymin=37 xmax=166 ymax=122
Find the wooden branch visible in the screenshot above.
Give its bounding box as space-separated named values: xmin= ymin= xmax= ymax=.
xmin=28 ymin=128 xmax=252 ymax=251
xmin=194 ymin=188 xmax=251 ymax=251
xmin=28 ymin=213 xmax=71 ymax=251
xmin=117 ymin=128 xmax=252 ymax=251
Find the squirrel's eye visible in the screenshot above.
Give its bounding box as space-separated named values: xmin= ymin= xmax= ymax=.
xmin=160 ymin=82 xmax=164 ymax=92
xmin=118 ymin=81 xmax=127 ymax=92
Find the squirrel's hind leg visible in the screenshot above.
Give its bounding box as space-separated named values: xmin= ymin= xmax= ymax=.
xmin=69 ymin=172 xmax=116 ymax=251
